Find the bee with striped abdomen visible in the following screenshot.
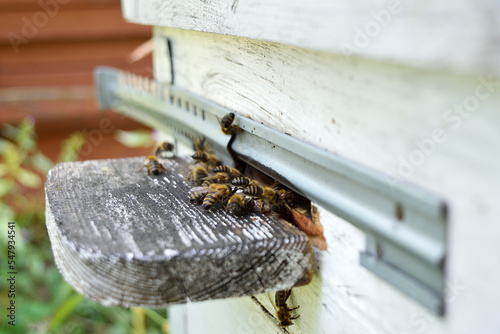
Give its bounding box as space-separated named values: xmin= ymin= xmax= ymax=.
xmin=201 ymin=172 xmax=230 ymax=187
xmin=154 ymin=141 xmax=175 ymax=158
xmin=217 ymin=112 xmax=241 ymax=135
xmin=202 ymin=184 xmax=232 ymax=210
xmin=275 ymin=289 xmax=300 ymax=327
xmin=193 ymin=136 xmax=209 ymax=153
xmin=187 ymin=166 xmax=208 ymax=185
xmin=213 ymin=165 xmax=241 ymax=178
xmin=231 ymin=177 xmax=261 ymax=189
xmin=139 ymin=155 xmax=167 ymax=175
xmin=226 ymin=193 xmax=253 ymax=216
xmin=192 ymin=151 xmax=221 ymax=169
xmin=243 ymin=185 xmax=276 ymax=203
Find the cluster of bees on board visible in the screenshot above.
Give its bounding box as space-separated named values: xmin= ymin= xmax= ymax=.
xmin=140 ymin=112 xmax=326 ymax=330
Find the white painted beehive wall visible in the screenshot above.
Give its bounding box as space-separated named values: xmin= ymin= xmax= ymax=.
xmin=122 ymin=2 xmax=500 ymax=333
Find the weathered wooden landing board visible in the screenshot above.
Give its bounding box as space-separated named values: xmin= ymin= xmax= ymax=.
xmin=45 ymin=156 xmax=313 ymax=308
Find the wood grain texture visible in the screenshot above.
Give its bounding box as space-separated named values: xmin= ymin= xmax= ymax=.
xmin=151 ymin=29 xmax=500 ymax=333
xmin=45 ymin=156 xmax=313 ymax=307
xmin=123 ymin=0 xmax=500 ymax=77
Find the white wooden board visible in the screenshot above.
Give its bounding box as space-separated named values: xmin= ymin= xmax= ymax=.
xmin=123 ymin=0 xmax=500 ymax=77
xmin=150 ymin=27 xmax=500 ymax=334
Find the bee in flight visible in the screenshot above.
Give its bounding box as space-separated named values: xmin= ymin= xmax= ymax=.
xmin=202 ymin=184 xmax=232 ymax=210
xmin=139 ymin=155 xmax=167 ymax=175
xmin=217 ymin=112 xmax=241 ymax=135
xmin=154 ymin=141 xmax=175 ymax=158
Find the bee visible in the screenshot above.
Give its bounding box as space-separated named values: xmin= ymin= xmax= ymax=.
xmin=139 ymin=155 xmax=167 ymax=175
xmin=275 ymin=289 xmax=300 ymax=327
xmin=217 ymin=112 xmax=241 ymax=135
xmin=192 ymin=151 xmax=221 ymax=168
xmin=154 ymin=141 xmax=175 ymax=157
xmin=190 ymin=189 xmax=207 ymax=204
xmin=226 ymin=193 xmax=253 ymax=216
xmin=188 ymin=184 xmax=214 ymax=204
xmin=202 ymin=184 xmax=232 ymax=210
xmin=187 ymin=166 xmax=208 ymax=185
xmin=243 ymin=185 xmax=276 ymax=203
xmin=250 ymin=290 xmax=299 ymax=330
xmin=213 ymin=165 xmax=241 ymax=178
xmin=271 ymin=203 xmax=292 ymax=219
xmin=231 ymin=177 xmax=261 ymax=189
xmin=231 ymin=176 xmax=251 ymax=188
xmin=193 ymin=136 xmax=210 ymax=153
xmin=201 ymin=172 xmax=230 ymax=186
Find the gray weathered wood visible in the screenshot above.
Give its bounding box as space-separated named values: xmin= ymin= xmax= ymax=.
xmin=45 ymin=156 xmax=313 ymax=307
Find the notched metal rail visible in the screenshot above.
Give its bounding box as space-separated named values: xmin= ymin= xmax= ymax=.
xmin=95 ymin=66 xmax=448 ymax=315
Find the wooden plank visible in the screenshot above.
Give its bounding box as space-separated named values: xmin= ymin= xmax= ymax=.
xmin=45 ymin=156 xmax=314 ymax=307
xmin=0 ymin=39 xmax=153 ymax=87
xmin=122 ymin=0 xmax=500 ymax=77
xmin=0 ymin=6 xmax=151 ymax=46
xmin=152 ymin=28 xmax=500 ymax=333
xmin=0 ymin=0 xmax=119 ymax=11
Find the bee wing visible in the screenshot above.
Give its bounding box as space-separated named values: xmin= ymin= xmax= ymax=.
xmin=189 ymin=186 xmax=210 ymax=194
xmin=267 ymin=292 xmax=278 ymax=312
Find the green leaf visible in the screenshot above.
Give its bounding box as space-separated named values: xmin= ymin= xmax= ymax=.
xmin=3 ymin=142 xmax=24 ymax=174
xmin=16 ymin=168 xmax=41 ymax=188
xmin=49 ymin=292 xmax=84 ymax=330
xmin=115 ymin=129 xmax=154 ymax=148
xmin=31 ymin=152 xmax=54 ymax=174
xmin=1 ymin=122 xmax=19 ymax=141
xmin=0 ymin=178 xmax=14 ymax=197
xmin=0 ymin=138 xmax=9 ymax=154
xmin=16 ymin=117 xmax=36 ymax=151
xmin=58 ymin=132 xmax=85 ymax=162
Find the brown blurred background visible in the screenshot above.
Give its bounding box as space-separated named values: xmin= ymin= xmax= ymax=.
xmin=0 ymin=0 xmax=154 ymax=161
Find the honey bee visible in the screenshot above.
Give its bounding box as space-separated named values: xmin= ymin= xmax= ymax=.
xmin=217 ymin=112 xmax=241 ymax=135
xmin=190 ymin=189 xmax=207 ymax=204
xmin=231 ymin=176 xmax=251 ymax=188
xmin=250 ymin=290 xmax=299 ymax=331
xmin=192 ymin=151 xmax=221 ymax=168
xmin=213 ymin=165 xmax=241 ymax=178
xmin=187 ymin=166 xmax=208 ymax=185
xmin=226 ymin=193 xmax=253 ymax=216
xmin=154 ymin=141 xmax=175 ymax=157
xmin=193 ymin=136 xmax=209 ymax=152
xmin=243 ymin=185 xmax=276 ymax=203
xmin=201 ymin=172 xmax=230 ymax=186
xmin=202 ymin=184 xmax=232 ymax=210
xmin=139 ymin=155 xmax=167 ymax=175
xmin=271 ymin=203 xmax=292 ymax=219
xmin=275 ymin=289 xmax=300 ymax=327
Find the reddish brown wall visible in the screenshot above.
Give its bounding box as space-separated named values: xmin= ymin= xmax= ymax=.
xmin=0 ymin=0 xmax=154 ymax=160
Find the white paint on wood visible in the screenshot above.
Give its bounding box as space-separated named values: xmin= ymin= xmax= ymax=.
xmin=154 ymin=28 xmax=500 ymax=333
xmin=122 ymin=0 xmax=500 ymax=77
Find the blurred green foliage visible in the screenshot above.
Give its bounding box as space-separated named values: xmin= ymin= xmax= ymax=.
xmin=0 ymin=119 xmax=168 ymax=334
